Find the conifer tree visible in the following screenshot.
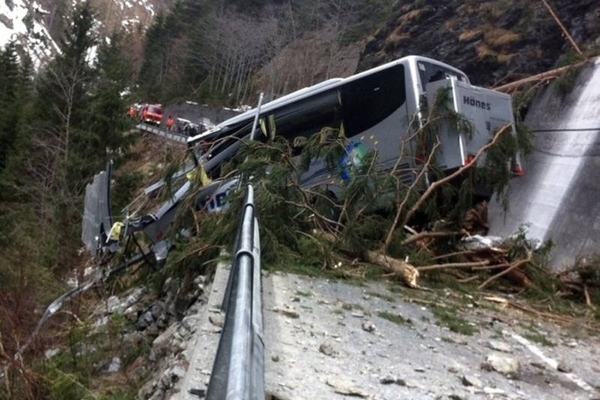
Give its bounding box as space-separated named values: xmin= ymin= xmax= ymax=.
xmin=0 ymin=42 xmax=24 ymax=171
xmin=88 ymin=33 xmax=134 ymax=160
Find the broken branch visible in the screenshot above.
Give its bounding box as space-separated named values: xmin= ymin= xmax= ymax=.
xmin=478 ymin=251 xmax=533 ymax=290
xmin=403 ymin=125 xmax=511 ymax=226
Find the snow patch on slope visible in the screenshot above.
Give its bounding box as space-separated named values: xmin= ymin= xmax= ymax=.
xmin=0 ymin=0 xmax=162 ymax=70
xmin=0 ymin=0 xmax=59 ymax=68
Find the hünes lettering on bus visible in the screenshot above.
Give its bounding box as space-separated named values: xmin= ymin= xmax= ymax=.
xmin=463 ymin=96 xmax=491 ymax=110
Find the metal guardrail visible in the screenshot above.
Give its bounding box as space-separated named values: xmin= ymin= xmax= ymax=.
xmin=136 ymin=123 xmax=188 ymax=144
xmin=206 ymin=185 xmax=265 ymax=400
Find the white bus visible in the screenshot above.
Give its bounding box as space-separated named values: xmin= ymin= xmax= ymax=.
xmin=105 ymin=55 xmax=521 ymax=253
xmin=186 ymin=55 xmax=521 ymax=211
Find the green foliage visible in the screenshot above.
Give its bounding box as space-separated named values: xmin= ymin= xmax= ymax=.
xmin=554 ymin=65 xmax=584 ymax=99
xmin=523 ymin=332 xmax=555 ymax=347
xmin=0 ymin=4 xmax=137 ymax=398
xmin=377 ymin=311 xmax=412 ymax=325
xmin=576 ymin=256 xmax=600 ymax=287
xmin=553 ymin=50 xmax=587 ymax=99
xmin=431 ymin=306 xmax=479 ymax=335
xmin=112 ymin=171 xmax=144 ymax=216
xmin=38 ymin=313 xmax=147 ymax=400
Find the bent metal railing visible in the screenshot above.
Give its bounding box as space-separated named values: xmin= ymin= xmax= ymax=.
xmin=206 ymin=185 xmax=265 ymax=400
xmin=136 ymin=123 xmax=188 ymax=144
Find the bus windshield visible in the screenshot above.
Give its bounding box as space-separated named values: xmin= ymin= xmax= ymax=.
xmin=417 ymin=61 xmax=467 ymax=92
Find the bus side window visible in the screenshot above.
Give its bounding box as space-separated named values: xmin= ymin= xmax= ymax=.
xmin=341 ymin=64 xmax=406 ymax=138
xmin=269 ymin=90 xmax=343 ymax=155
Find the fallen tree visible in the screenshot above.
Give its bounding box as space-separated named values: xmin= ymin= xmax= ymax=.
xmin=169 ymin=94 xmax=537 ymax=292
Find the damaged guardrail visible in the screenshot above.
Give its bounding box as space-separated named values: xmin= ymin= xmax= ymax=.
xmin=206 ymin=184 xmax=265 ymax=400
xmin=136 ymin=123 xmax=188 ymax=144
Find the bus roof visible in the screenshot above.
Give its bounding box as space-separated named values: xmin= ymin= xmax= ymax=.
xmin=187 ymin=55 xmax=468 ymax=145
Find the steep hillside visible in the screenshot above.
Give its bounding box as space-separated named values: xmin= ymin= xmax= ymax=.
xmin=0 ymin=0 xmax=171 ymax=67
xmin=359 ymin=0 xmax=600 ymax=86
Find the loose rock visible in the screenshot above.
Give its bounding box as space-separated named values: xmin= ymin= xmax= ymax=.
xmin=486 ymin=340 xmax=513 ymax=353
xmin=557 ymin=361 xmax=572 ymax=373
xmin=274 ymin=308 xmax=300 ymax=319
xmin=107 ymin=357 xmax=122 ymax=374
xmin=319 ymin=343 xmax=334 ymax=356
xmin=209 ymin=313 xmax=225 ymax=328
xmin=379 ymin=376 xmax=406 ymax=386
xmin=461 ymin=374 xmax=482 ymax=388
xmin=326 ymin=378 xmax=369 ymax=398
xmin=362 ymin=321 xmax=376 ymax=333
xmin=44 ymin=348 xmax=60 ymax=359
xmin=482 ymin=353 xmax=520 ymax=378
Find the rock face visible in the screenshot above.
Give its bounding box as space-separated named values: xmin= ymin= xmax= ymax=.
xmin=358 ymin=0 xmax=600 ymax=86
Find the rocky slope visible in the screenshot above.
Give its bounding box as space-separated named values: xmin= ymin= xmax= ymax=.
xmin=0 ymin=0 xmax=171 ymax=67
xmin=359 ymin=0 xmax=600 ymax=86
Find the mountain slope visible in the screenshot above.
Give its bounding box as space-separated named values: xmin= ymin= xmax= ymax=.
xmin=0 ymin=0 xmax=170 ymax=67
xmin=359 ymin=0 xmax=600 ymax=87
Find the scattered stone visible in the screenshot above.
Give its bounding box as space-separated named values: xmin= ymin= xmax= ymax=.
xmin=447 ymin=366 xmax=460 ymax=374
xmin=530 ymin=362 xmax=546 ymax=370
xmin=44 ymin=348 xmax=60 ymax=359
xmin=326 ymin=378 xmax=369 ymax=398
xmin=482 ymin=353 xmax=520 ymax=378
xmin=189 ymin=388 xmax=206 ymax=398
xmin=209 ymin=313 xmax=225 ymax=328
xmin=351 ymin=312 xmax=365 ymax=318
xmin=272 ymin=354 xmax=280 ymax=362
xmin=137 ymin=310 xmax=155 ymax=330
xmin=461 ymin=374 xmax=482 ymax=388
xmin=557 ymin=361 xmax=572 ymax=373
xmin=153 ymin=324 xmax=177 ymax=356
xmin=448 ymin=395 xmax=466 ymax=400
xmin=483 ymin=387 xmax=505 ymax=395
xmin=145 ymin=324 xmax=160 ymax=338
xmin=414 ymin=368 xmax=426 ymax=373
xmin=150 ymin=303 xmax=164 ymax=320
xmin=94 ymin=316 xmax=109 ymax=328
xmin=106 ymin=296 xmax=120 ymax=313
xmin=379 ymin=376 xmax=406 ymax=386
xmin=319 ymin=343 xmax=334 ymax=356
xmin=362 ymin=321 xmax=376 ymax=333
xmin=486 ymin=340 xmax=513 ymax=353
xmin=107 ymin=357 xmax=122 ymax=373
xmin=171 ymin=365 xmax=186 ymax=381
xmin=274 ymin=308 xmax=300 ymax=319
xmin=164 ymin=365 xmax=186 ymax=384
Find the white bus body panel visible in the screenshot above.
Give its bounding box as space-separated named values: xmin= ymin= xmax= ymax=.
xmin=426 ymin=78 xmax=516 ymax=170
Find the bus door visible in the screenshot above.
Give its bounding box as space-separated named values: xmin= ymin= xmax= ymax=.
xmin=417 ymin=60 xmax=470 ymax=172
xmin=425 ymin=78 xmax=467 ymax=171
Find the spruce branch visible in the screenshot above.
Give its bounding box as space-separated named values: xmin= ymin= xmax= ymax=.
xmin=403 ymin=124 xmax=512 ymax=226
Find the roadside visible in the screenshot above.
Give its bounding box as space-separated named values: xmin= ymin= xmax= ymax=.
xmin=263 ymin=270 xmax=600 ymax=400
